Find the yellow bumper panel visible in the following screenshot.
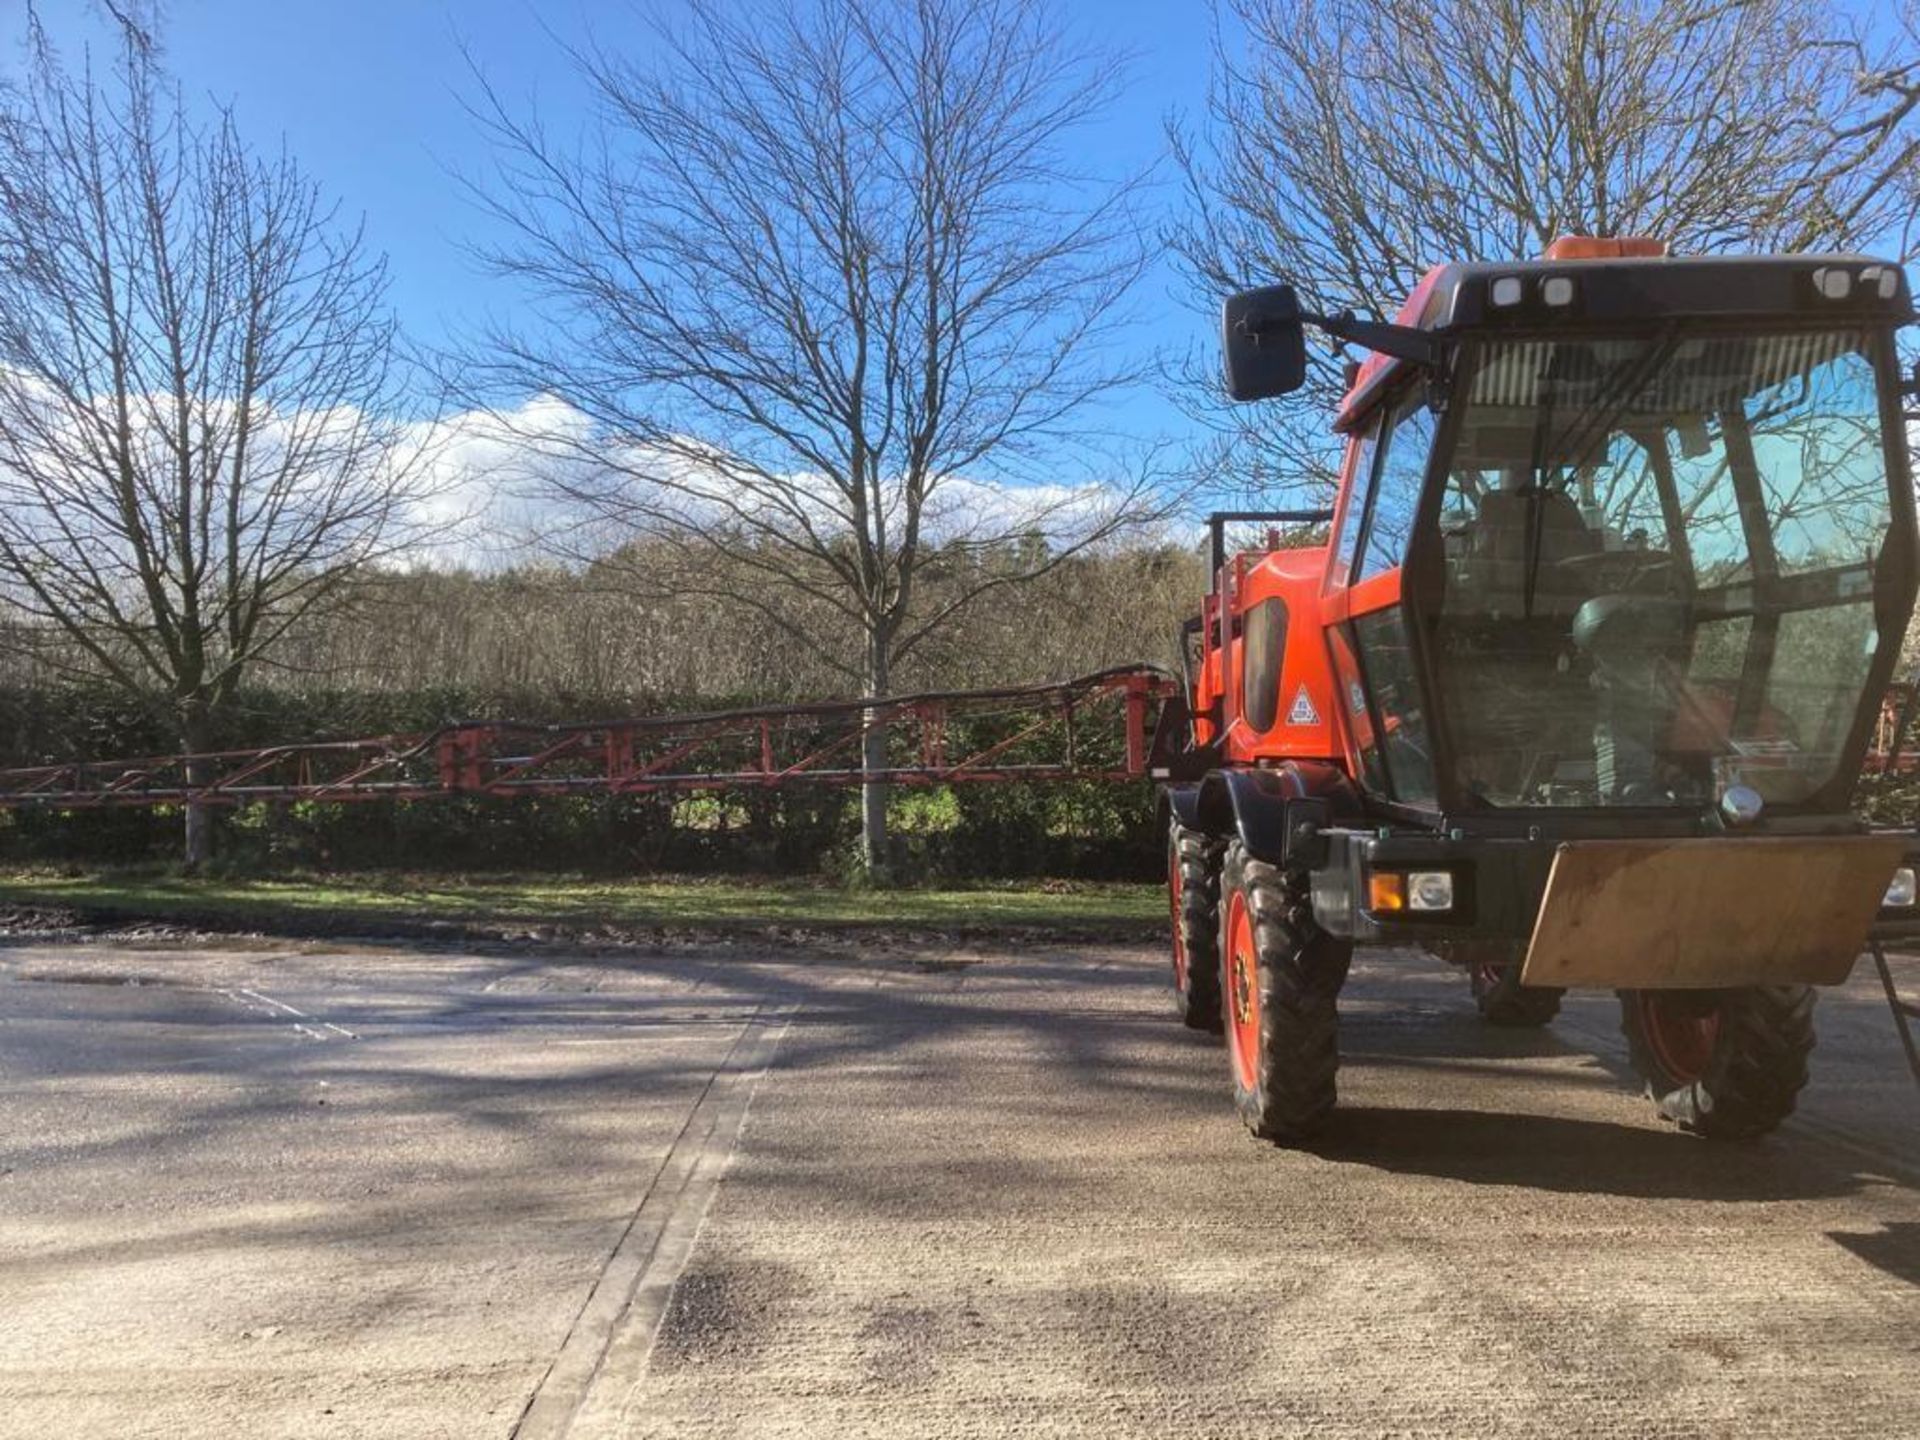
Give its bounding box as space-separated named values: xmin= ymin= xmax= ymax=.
xmin=1518 ymin=836 xmax=1904 ymax=990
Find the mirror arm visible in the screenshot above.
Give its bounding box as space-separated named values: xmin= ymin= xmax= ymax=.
xmin=1303 ymin=310 xmax=1448 ymax=368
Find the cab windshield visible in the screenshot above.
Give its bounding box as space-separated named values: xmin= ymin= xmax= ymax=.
xmin=1430 ymin=328 xmax=1897 ymax=808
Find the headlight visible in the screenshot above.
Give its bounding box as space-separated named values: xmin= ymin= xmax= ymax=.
xmin=1885 ymin=866 xmax=1916 ymax=909
xmin=1408 ymin=871 xmax=1455 ymax=912
xmin=1367 ymin=870 xmax=1455 ymax=914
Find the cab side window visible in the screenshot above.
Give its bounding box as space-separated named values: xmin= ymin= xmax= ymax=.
xmin=1357 ymin=391 xmax=1438 ymax=581
xmin=1331 ymin=420 xmax=1382 ymax=585
xmin=1241 ymin=599 xmax=1289 ymax=731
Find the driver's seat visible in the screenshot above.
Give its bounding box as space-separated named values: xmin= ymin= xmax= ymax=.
xmin=1469 ymin=486 xmax=1598 ymax=619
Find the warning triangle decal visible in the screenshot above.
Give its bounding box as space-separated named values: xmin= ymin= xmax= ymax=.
xmin=1286 ymin=684 xmax=1320 ymax=726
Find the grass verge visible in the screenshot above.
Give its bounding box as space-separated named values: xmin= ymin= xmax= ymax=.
xmin=0 ymin=867 xmax=1163 ymax=939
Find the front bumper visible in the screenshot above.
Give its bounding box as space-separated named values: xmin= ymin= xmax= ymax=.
xmin=1310 ymin=820 xmax=1920 ymax=986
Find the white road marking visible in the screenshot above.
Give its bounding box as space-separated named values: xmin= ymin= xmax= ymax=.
xmin=214 ymin=987 xmax=358 ymax=1042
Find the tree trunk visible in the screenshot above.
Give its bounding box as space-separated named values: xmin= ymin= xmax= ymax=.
xmin=180 ymin=696 xmax=213 ymax=871
xmin=860 ymin=634 xmax=891 ymax=883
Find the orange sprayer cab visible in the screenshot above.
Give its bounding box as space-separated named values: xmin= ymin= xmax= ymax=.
xmin=1155 ymin=241 xmax=1920 ymax=1144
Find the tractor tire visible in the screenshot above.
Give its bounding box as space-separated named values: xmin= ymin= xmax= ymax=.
xmin=1167 ymin=820 xmax=1223 ymax=1032
xmin=1617 ymin=986 xmax=1815 ymax=1139
xmin=1218 ymin=842 xmax=1351 ymax=1142
xmin=1468 ymin=952 xmax=1563 ymax=1028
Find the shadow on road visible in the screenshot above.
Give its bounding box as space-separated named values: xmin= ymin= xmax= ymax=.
xmin=5 ymin=938 xmax=1905 ymax=1238
xmin=1827 ymin=1221 xmax=1920 ymax=1287
xmin=1312 ymin=1105 xmax=1871 ymax=1203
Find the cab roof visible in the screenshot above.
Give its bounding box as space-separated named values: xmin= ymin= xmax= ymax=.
xmin=1333 ymin=252 xmax=1912 ymax=432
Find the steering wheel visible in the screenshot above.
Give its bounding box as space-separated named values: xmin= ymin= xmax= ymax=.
xmin=1553 ymin=549 xmax=1675 ymax=589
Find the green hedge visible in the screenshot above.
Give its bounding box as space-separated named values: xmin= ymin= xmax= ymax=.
xmin=0 ymin=684 xmax=1160 ymax=880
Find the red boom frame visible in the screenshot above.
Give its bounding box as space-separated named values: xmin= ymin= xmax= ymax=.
xmin=0 ymin=668 xmax=1171 ymax=809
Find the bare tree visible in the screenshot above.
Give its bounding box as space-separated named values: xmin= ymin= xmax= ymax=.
xmin=0 ymin=44 xmax=424 ymax=865
xmin=1173 ymin=0 xmax=1920 ymax=499
xmin=21 ymin=0 xmax=164 ymax=58
xmin=463 ymin=0 xmax=1161 ymax=877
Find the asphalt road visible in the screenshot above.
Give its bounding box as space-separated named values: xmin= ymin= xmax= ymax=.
xmin=0 ymin=933 xmax=1914 ymax=1439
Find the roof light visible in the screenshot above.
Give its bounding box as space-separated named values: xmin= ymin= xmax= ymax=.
xmin=1813 ymin=266 xmax=1852 ymax=300
xmin=1541 ymin=276 xmax=1575 ymax=307
xmin=1865 ymin=265 xmax=1900 ymax=300
xmin=1543 ymin=235 xmax=1669 ymax=260
xmin=1490 ymin=276 xmax=1524 ymax=307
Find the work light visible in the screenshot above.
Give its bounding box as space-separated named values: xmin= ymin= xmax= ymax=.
xmin=1885 ymin=866 xmax=1916 ymax=910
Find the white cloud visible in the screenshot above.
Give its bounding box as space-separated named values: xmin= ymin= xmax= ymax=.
xmin=394 ymin=394 xmax=1161 ymax=570
xmin=0 ymin=364 xmax=418 ymax=578
xmin=0 ymin=374 xmax=1172 ymax=579
xmin=392 ymin=395 xmax=591 ymax=568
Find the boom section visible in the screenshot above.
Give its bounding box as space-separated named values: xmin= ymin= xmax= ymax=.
xmin=0 ymin=669 xmax=1171 ymax=808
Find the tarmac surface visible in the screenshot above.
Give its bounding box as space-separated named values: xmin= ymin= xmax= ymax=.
xmin=0 ymin=932 xmax=1914 ymax=1439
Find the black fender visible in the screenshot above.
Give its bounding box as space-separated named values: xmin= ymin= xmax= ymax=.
xmin=1163 ymin=781 xmax=1203 ymax=833
xmin=1193 ymin=762 xmax=1358 ymax=868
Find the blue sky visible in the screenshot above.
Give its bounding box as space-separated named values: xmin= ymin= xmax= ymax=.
xmin=9 ymin=0 xmax=1218 ymax=444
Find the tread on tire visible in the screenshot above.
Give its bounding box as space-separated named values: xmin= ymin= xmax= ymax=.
xmin=1167 ymin=820 xmax=1224 ymax=1032
xmin=1219 ymin=841 xmax=1351 ymax=1142
xmin=1618 ymin=985 xmax=1815 ymax=1139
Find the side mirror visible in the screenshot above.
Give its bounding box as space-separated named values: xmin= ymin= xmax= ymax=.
xmin=1222 ymin=285 xmax=1307 ymax=401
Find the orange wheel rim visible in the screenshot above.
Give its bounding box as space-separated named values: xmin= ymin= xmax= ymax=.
xmin=1225 ymin=889 xmax=1259 ymax=1092
xmin=1637 ymin=993 xmax=1720 ymax=1081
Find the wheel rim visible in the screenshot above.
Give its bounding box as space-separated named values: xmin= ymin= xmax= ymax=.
xmin=1636 ymin=993 xmax=1721 ymax=1082
xmin=1225 ymin=889 xmax=1260 ymax=1092
xmin=1168 ymin=849 xmax=1188 ymax=992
